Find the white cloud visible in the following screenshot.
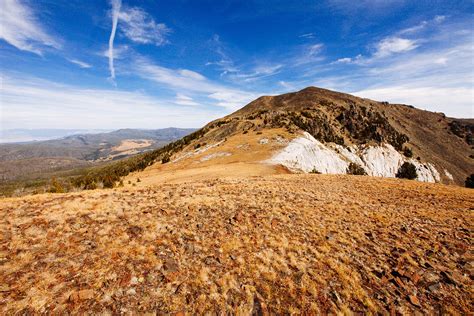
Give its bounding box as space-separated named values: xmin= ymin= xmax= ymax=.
xmin=294 ymin=43 xmax=325 ymax=65
xmin=118 ymin=7 xmax=170 ymax=46
xmin=353 ymin=86 xmax=473 ymax=118
xmin=178 ymin=69 xmax=206 ymax=81
xmin=206 ymin=34 xmax=240 ymax=76
xmin=299 ymin=33 xmax=315 ymax=39
xmin=434 ymin=15 xmax=446 ymax=23
xmin=320 ymin=40 xmax=474 ymax=118
xmin=108 ymin=0 xmax=122 ymax=83
xmin=175 ymin=94 xmax=199 ymax=106
xmin=374 ymin=37 xmax=418 ymax=57
xmin=0 ymin=0 xmax=60 ymax=55
xmin=399 ymin=21 xmax=428 ymax=35
xmin=227 ymin=64 xmax=283 ymax=82
xmin=335 ymin=57 xmax=352 ymax=63
xmin=135 ymin=58 xmax=258 ymax=109
xmin=67 ymin=59 xmax=92 ymax=69
xmin=333 ymin=55 xmax=363 ymax=64
xmin=101 ymin=45 xmax=129 ymax=59
xmin=399 ymin=15 xmax=447 ymax=35
xmin=0 ymin=75 xmax=219 ymax=129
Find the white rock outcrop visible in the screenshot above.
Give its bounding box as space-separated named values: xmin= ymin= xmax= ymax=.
xmin=268 ymin=132 xmax=348 ymax=174
xmin=360 ymin=144 xmax=403 ymax=177
xmin=267 ymin=132 xmax=441 ymax=183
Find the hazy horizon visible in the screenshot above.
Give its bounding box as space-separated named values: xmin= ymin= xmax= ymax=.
xmin=0 ymin=127 xmax=197 ymax=143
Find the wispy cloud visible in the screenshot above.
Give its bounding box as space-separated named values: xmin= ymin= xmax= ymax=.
xmin=0 ymin=0 xmax=60 ymax=55
xmin=206 ymin=35 xmax=239 ymax=76
xmin=135 ymin=57 xmax=259 ymax=109
xmin=293 ymin=43 xmax=325 ymax=65
xmin=299 ymin=33 xmax=315 ymax=39
xmin=67 ymin=58 xmax=92 ymax=69
xmin=175 ymin=94 xmax=199 ymax=106
xmin=1 ymin=75 xmax=218 ymax=129
xmin=118 ymin=7 xmax=170 ymax=45
xmin=333 ymin=55 xmax=363 ymax=64
xmin=373 ymin=37 xmax=418 ymax=58
xmin=353 ymin=86 xmax=472 ymax=117
xmin=227 ymin=64 xmax=283 ymax=82
xmin=322 ymin=38 xmax=473 ymax=117
xmin=336 ymin=15 xmax=448 ymax=64
xmin=108 ymin=0 xmax=122 ymax=83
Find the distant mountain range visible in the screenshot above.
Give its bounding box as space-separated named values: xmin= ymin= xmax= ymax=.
xmin=0 ymin=129 xmax=113 ymax=143
xmin=0 ymin=128 xmax=195 ymax=182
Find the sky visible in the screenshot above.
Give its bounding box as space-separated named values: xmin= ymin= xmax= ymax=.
xmin=1 ymin=0 xmax=473 ymax=131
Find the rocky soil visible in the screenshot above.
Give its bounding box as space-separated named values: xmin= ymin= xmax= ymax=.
xmin=0 ymin=175 xmax=472 ymax=314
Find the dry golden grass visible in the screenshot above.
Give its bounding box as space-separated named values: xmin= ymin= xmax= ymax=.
xmin=1 ymin=174 xmax=472 ymax=314
xmin=123 ymin=128 xmax=292 ymax=187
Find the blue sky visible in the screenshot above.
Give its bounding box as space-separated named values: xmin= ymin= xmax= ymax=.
xmin=1 ymin=0 xmax=473 ymax=130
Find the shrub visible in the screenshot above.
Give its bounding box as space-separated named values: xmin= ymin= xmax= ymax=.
xmin=103 ymin=176 xmax=115 ymax=188
xmin=346 ymin=163 xmax=367 ymax=175
xmin=403 ymin=147 xmax=413 ymax=158
xmin=48 ymin=177 xmax=65 ymax=193
xmin=466 ymin=174 xmax=474 ymax=188
xmin=396 ymin=162 xmax=418 ymax=180
xmin=162 ymin=154 xmax=170 ymax=164
xmin=309 ymin=168 xmax=321 ymax=174
xmin=137 ymin=178 xmax=141 ymax=183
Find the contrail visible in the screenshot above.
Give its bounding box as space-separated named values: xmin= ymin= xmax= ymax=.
xmin=108 ymin=0 xmax=122 ymax=84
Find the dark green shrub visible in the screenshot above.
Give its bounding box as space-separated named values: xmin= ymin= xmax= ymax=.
xmin=162 ymin=154 xmax=170 ymax=164
xmin=346 ymin=163 xmax=367 ymax=175
xmin=396 ymin=162 xmax=418 ymax=180
xmin=465 ymin=174 xmax=474 ymax=188
xmin=309 ymin=168 xmax=321 ymax=174
xmin=403 ymin=147 xmax=413 ymax=158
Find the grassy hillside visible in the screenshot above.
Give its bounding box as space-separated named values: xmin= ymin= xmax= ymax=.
xmin=1 ymin=175 xmax=472 ymax=313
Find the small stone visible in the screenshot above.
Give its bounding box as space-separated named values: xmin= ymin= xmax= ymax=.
xmin=394 ymin=277 xmax=404 ymax=288
xmin=71 ymin=289 xmax=94 ymax=301
xmin=424 ymin=272 xmax=439 ymax=284
xmin=164 ymin=258 xmax=179 ymax=272
xmin=428 ymin=282 xmax=440 ymax=292
xmin=411 ymin=272 xmax=421 ymax=284
xmin=408 ymin=294 xmax=421 ymax=307
xmin=130 ymin=276 xmax=139 ymax=285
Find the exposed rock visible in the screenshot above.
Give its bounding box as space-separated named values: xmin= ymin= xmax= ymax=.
xmin=268 ymin=132 xmax=441 ymax=182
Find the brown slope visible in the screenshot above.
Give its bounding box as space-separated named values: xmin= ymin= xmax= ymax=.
xmin=1 ymin=175 xmax=472 ymax=314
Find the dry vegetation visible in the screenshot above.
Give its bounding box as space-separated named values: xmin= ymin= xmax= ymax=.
xmin=1 ymin=175 xmax=472 ymax=314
